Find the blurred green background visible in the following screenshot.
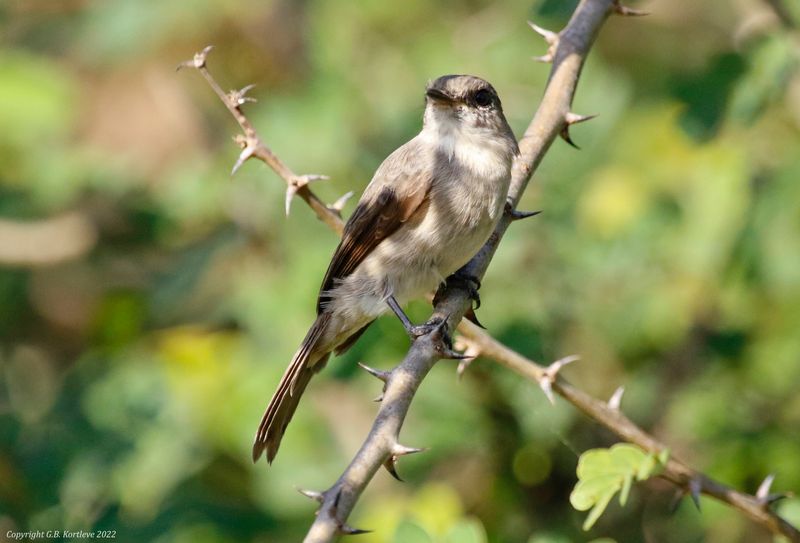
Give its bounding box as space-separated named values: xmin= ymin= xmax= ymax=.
xmin=1 ymin=0 xmax=799 ymax=541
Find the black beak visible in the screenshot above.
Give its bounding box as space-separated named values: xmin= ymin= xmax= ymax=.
xmin=425 ymin=87 xmax=452 ymax=103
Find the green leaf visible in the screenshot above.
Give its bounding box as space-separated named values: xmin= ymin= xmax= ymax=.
xmin=570 ymin=443 xmax=669 ymax=530
xmin=583 ymin=489 xmax=615 ymax=531
xmin=619 ymin=474 xmax=632 ymax=507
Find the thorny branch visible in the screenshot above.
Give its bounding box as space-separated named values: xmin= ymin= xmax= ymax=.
xmin=181 ymin=0 xmax=800 ymax=540
xmin=457 ymin=320 xmax=800 ymax=541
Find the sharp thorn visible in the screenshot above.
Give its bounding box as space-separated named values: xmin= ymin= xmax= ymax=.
xmin=608 ymin=386 xmax=625 ymax=410
xmin=539 ymin=355 xmax=578 ymax=404
xmin=614 ymin=4 xmax=650 ymax=16
xmin=232 ymin=145 xmax=256 ymax=175
xmin=383 ymin=456 xmax=403 ymax=482
xmin=373 ymin=394 xmax=384 ymax=403
xmin=689 ymin=478 xmax=702 ymax=511
xmin=559 ymin=126 xmax=580 ymax=149
xmin=357 ymin=362 xmax=391 ymax=383
xmin=181 ymin=45 xmax=214 ymax=71
xmin=753 ymin=475 xmax=792 ymax=506
xmin=532 ymin=54 xmax=553 ymax=63
xmin=228 ymin=83 xmax=258 ymax=107
xmin=295 ymin=487 xmax=325 ymax=503
xmin=337 ymin=524 xmax=372 ymax=536
xmin=550 ymin=354 xmax=580 ymax=373
xmin=295 ymin=173 xmax=330 ymax=187
xmin=510 ymin=209 xmax=542 ymax=221
xmin=539 ymin=377 xmax=556 ymax=405
xmin=285 ymin=185 xmax=298 ymax=216
xmin=329 ymin=191 xmax=354 ymax=214
xmin=391 ymin=444 xmax=426 ymax=457
xmin=756 ymin=474 xmax=775 ymax=502
xmin=527 ymin=21 xmax=559 ymax=44
xmin=565 ymin=112 xmax=598 ymax=125
xmin=464 ymin=307 xmax=486 ymax=329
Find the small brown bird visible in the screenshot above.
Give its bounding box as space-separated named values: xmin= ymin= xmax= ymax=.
xmin=253 ymin=74 xmax=519 ymax=463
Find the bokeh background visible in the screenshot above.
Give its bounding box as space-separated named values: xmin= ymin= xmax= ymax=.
xmin=2 ymin=0 xmax=800 ymax=541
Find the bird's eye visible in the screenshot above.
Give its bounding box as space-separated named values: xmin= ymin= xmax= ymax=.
xmin=474 ymin=89 xmax=493 ymax=108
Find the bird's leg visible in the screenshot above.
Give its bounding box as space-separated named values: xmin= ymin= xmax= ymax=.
xmin=386 ymin=295 xmax=450 ymax=346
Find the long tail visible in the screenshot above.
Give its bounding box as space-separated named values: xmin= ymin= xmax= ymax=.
xmin=252 ymin=313 xmax=331 ymax=464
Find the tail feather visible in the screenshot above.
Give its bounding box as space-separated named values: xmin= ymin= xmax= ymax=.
xmin=253 ymin=314 xmax=331 ymax=464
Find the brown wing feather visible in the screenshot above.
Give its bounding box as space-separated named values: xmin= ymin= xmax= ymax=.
xmin=317 ymin=153 xmax=431 ymax=313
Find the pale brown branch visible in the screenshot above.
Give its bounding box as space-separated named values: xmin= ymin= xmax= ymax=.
xmin=179 ymin=46 xmax=345 ymax=235
xmin=457 ymin=319 xmax=800 ymax=541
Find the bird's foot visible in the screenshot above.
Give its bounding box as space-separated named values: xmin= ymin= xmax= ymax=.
xmin=407 ymin=316 xmax=449 ymax=344
xmin=434 ymin=271 xmax=481 ymax=310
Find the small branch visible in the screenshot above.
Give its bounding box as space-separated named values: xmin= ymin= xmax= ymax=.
xmin=179 ymin=46 xmax=346 ymax=235
xmin=456 ymin=319 xmax=800 ymax=541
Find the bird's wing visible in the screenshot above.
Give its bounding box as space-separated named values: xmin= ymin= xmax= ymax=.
xmin=317 ymin=143 xmax=432 ymax=312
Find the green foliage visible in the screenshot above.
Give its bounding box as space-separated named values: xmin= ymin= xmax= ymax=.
xmin=570 ymin=444 xmax=669 ymax=531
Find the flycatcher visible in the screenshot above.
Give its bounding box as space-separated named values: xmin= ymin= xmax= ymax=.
xmin=253 ymin=74 xmax=519 ymax=463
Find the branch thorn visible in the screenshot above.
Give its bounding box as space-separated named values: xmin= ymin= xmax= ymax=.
xmin=613 ymin=2 xmax=650 ymax=16
xmin=328 ymin=191 xmax=354 ymax=216
xmin=565 ymin=112 xmax=597 ymax=125
xmin=607 ymin=386 xmax=625 ymax=410
xmin=391 ymin=444 xmax=427 ymax=457
xmin=559 ymin=126 xmax=580 ymax=149
xmin=296 ymin=487 xmax=325 ymax=503
xmin=539 ymin=355 xmax=579 ymax=405
xmin=285 ymin=174 xmax=329 ymax=216
xmin=337 ymin=524 xmax=372 ymax=536
xmin=755 ymin=474 xmax=793 ymax=507
xmin=232 ymin=142 xmax=257 ymax=175
xmin=228 ymin=83 xmax=257 ymax=107
xmin=689 ymin=478 xmax=702 ymax=511
xmin=528 ymin=21 xmax=559 ymax=64
xmin=511 ymin=209 xmax=542 ymax=221
xmin=177 ymin=45 xmax=214 ymax=71
xmin=528 ymin=21 xmax=559 ymax=45
xmin=383 ymin=456 xmax=403 ymax=482
xmin=357 ymin=362 xmax=391 ymax=383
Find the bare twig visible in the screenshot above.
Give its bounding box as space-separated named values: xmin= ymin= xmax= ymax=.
xmin=183 ymin=1 xmax=800 ymax=539
xmin=178 ymin=46 xmax=345 ymax=235
xmin=456 ymin=320 xmax=800 ymax=541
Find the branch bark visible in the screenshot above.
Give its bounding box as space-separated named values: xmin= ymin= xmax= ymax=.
xmin=182 ymin=1 xmax=800 ymax=540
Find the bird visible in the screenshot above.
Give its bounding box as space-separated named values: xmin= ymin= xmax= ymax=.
xmin=253 ymin=74 xmax=519 ymax=463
